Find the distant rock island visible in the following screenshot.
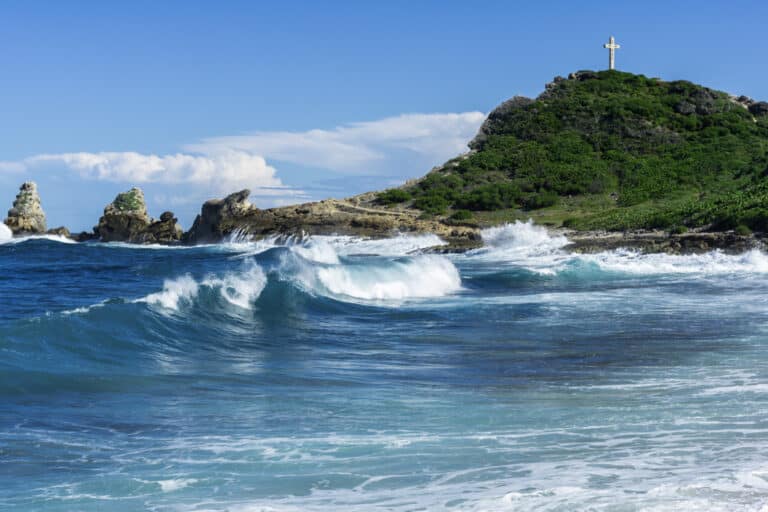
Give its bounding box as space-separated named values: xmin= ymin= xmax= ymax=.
xmin=5 ymin=70 xmax=768 ymax=253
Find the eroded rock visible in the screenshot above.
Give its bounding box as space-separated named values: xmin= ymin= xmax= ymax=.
xmin=96 ymin=188 xmax=182 ymax=243
xmin=5 ymin=182 xmax=47 ymax=234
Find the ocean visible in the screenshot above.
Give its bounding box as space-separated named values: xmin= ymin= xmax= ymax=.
xmin=2 ymin=220 xmax=768 ymax=511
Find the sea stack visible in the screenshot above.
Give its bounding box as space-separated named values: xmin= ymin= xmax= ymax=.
xmin=4 ymin=181 xmax=47 ymax=235
xmin=96 ymin=187 xmax=182 ymax=244
xmin=184 ymin=189 xmax=254 ymax=244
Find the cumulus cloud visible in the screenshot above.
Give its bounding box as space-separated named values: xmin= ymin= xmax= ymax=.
xmin=187 ymin=112 xmax=486 ymax=174
xmin=12 ymin=150 xmax=292 ymax=196
xmin=0 ymin=111 xmax=486 ymax=203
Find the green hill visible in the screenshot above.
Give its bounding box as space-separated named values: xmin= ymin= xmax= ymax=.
xmin=376 ymin=70 xmax=768 ymax=232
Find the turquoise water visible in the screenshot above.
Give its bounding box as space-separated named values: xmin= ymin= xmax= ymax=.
xmin=2 ymin=222 xmax=768 ymax=511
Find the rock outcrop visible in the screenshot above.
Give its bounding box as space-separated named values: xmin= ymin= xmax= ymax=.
xmin=96 ymin=188 xmax=182 ymax=244
xmin=184 ymin=189 xmax=256 ymax=243
xmin=4 ymin=182 xmax=47 ymax=234
xmin=183 ymin=189 xmax=481 ymax=249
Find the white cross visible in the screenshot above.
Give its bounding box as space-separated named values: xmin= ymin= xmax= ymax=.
xmin=603 ymin=36 xmax=620 ymax=70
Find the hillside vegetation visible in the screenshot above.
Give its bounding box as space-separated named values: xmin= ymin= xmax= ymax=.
xmin=376 ymin=70 xmax=768 ymax=232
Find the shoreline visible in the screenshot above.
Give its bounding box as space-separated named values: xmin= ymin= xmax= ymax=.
xmin=6 ymin=221 xmax=763 ymax=256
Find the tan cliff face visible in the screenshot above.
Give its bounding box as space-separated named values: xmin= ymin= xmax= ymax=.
xmin=4 ymin=181 xmax=47 ymax=235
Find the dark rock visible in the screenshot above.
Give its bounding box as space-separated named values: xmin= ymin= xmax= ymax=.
xmin=96 ymin=188 xmax=182 ymax=244
xmin=749 ymin=102 xmax=768 ymax=116
xmin=469 ymin=96 xmax=534 ymax=150
xmin=568 ymin=71 xmax=599 ymax=81
xmin=674 ymin=101 xmax=697 ymax=115
xmin=74 ymin=231 xmax=99 ymax=242
xmin=46 ymin=226 xmax=71 ymax=238
xmin=184 ymin=189 xmax=255 ymax=244
xmin=95 ymin=188 xmax=151 ymax=242
xmin=145 ymin=213 xmax=183 ymax=244
xmin=4 ymin=182 xmax=46 ymax=234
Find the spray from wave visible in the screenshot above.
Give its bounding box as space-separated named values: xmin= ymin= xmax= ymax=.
xmin=0 ymin=223 xmax=12 ymax=243
xmin=467 ymin=220 xmax=768 ymax=276
xmin=312 ymin=255 xmax=461 ymax=300
xmin=137 ymin=264 xmax=267 ymax=311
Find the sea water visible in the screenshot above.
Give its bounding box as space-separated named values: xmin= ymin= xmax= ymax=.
xmin=2 ymin=221 xmax=768 ymax=511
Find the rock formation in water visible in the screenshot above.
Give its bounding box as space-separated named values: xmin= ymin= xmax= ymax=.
xmin=184 ymin=189 xmax=256 ymax=243
xmin=96 ymin=187 xmax=182 ymax=244
xmin=182 ymin=188 xmax=480 ymax=248
xmin=4 ymin=182 xmax=47 ymax=234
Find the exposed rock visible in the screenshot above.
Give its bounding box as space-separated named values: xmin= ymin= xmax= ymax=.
xmin=749 ymin=102 xmax=768 ymax=116
xmin=96 ymin=188 xmax=182 ymax=244
xmin=96 ymin=188 xmax=151 ymax=242
xmin=183 ymin=189 xmax=480 ymax=248
xmin=674 ymin=101 xmax=697 ymax=115
xmin=4 ymin=182 xmax=46 ymax=234
xmin=184 ymin=189 xmax=256 ymax=243
xmin=46 ymin=226 xmax=71 ymax=238
xmin=145 ymin=211 xmax=183 ymax=244
xmin=468 ymin=96 xmax=534 ymax=150
xmin=74 ymin=231 xmax=99 ymax=242
xmin=564 ymin=230 xmax=761 ymax=255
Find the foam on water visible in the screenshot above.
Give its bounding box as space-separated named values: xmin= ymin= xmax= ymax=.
xmin=3 ymin=233 xmax=77 ymax=245
xmin=312 ymin=254 xmax=462 ymax=301
xmin=583 ymin=248 xmax=768 ymax=275
xmin=466 ymin=220 xmax=768 ymax=277
xmin=0 ymin=222 xmax=12 ymax=243
xmin=320 ymin=233 xmax=447 ymax=256
xmin=137 ymin=263 xmax=267 ymax=311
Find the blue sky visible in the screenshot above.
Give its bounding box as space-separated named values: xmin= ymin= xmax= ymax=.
xmin=2 ymin=0 xmax=768 ymax=231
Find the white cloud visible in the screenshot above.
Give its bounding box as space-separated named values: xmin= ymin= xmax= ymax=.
xmin=0 ymin=111 xmax=486 ymax=203
xmin=187 ymin=112 xmax=486 ymax=174
xmin=16 ymin=150 xmax=291 ymax=196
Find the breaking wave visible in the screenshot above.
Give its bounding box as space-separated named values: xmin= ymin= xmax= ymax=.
xmin=0 ymin=222 xmax=11 ymax=243
xmin=467 ymin=220 xmax=768 ymax=276
xmin=137 ymin=263 xmax=267 ymax=311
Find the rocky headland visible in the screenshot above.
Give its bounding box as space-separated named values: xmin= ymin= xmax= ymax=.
xmin=5 ymin=70 xmax=768 ymax=254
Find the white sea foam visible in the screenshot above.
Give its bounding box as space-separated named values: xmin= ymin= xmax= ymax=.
xmin=140 ymin=275 xmax=200 ymax=310
xmin=137 ymin=264 xmax=267 ymax=311
xmin=466 ymin=220 xmax=768 ymax=277
xmin=313 ymin=254 xmax=461 ymax=301
xmin=4 ymin=233 xmax=77 ymax=245
xmin=0 ymin=222 xmax=12 ymax=243
xmin=235 ymin=233 xmax=447 ymax=261
xmin=157 ymin=478 xmax=197 ymax=492
xmin=582 ymin=248 xmax=768 ymax=275
xmin=290 ymin=238 xmax=341 ymax=264
xmin=320 ymin=233 xmax=447 ymax=256
xmin=466 ymin=220 xmax=571 ymax=274
xmin=477 ymin=220 xmax=569 ymax=256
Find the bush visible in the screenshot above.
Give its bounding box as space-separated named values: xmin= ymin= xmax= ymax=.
xmin=735 ymin=224 xmax=752 ymax=236
xmin=450 ymin=209 xmax=473 ymax=221
xmin=524 ymin=191 xmax=559 ymax=210
xmin=669 ymin=225 xmax=688 ymax=234
xmin=454 ymin=183 xmax=521 ymax=211
xmin=413 ymin=194 xmax=450 ymax=215
xmin=377 ymin=188 xmax=411 ymax=205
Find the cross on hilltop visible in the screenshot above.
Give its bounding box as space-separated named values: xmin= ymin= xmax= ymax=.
xmin=603 ymin=36 xmax=620 ymax=70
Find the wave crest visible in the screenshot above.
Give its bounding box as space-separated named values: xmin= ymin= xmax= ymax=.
xmin=313 ymin=255 xmax=461 ymax=301
xmin=137 ymin=264 xmax=267 ymax=311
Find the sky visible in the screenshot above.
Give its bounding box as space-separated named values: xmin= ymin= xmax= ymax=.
xmin=2 ymin=0 xmax=768 ymax=232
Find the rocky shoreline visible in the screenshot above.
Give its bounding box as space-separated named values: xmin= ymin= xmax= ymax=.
xmin=3 ymin=181 xmax=764 ymax=255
